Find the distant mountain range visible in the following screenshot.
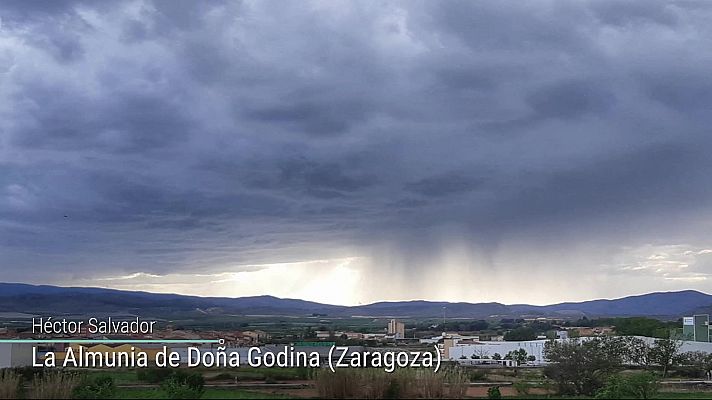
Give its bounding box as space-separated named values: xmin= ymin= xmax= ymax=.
xmin=1 ymin=282 xmax=711 ymax=319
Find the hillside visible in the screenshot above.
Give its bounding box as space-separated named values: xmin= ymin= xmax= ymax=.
xmin=0 ymin=283 xmax=710 ymax=319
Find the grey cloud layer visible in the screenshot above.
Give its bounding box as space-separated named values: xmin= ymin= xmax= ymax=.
xmin=1 ymin=0 xmax=712 ymax=298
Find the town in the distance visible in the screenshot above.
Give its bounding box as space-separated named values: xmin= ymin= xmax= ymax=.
xmin=1 ymin=283 xmax=712 ymax=398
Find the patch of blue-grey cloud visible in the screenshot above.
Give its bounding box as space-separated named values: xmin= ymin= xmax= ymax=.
xmin=1 ymin=0 xmax=712 ymax=302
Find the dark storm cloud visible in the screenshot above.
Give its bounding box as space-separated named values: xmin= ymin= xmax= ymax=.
xmin=406 ymin=172 xmax=482 ymax=197
xmin=276 ymin=159 xmax=375 ymax=193
xmin=30 ymin=24 xmax=87 ymax=63
xmin=643 ymin=72 xmax=712 ymax=112
xmin=246 ymin=99 xmax=371 ymax=136
xmin=12 ymin=83 xmax=194 ymax=152
xmin=485 ymin=143 xmax=712 ymax=228
xmin=588 ymin=0 xmax=683 ymax=27
xmin=426 ymin=0 xmax=591 ymax=52
xmin=2 ymin=0 xmax=712 ymax=296
xmin=0 ymin=0 xmax=84 ymax=19
xmin=526 ymin=79 xmax=615 ymax=120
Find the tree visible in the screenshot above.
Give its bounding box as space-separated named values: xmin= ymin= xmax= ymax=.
xmin=529 ymin=321 xmax=553 ymax=331
xmin=492 ymin=353 xmax=502 ymax=360
xmin=595 ymin=372 xmax=659 ymax=399
xmin=626 ymin=372 xmax=660 ymax=399
xmin=596 ymin=336 xmax=630 ymax=362
xmin=473 ymin=347 xmax=490 ymax=360
xmin=504 ymin=327 xmax=536 ymax=341
xmin=677 ymin=351 xmax=712 ymax=378
xmin=544 ymin=338 xmax=624 ymax=396
xmin=303 ymin=326 xmax=317 ymax=339
xmin=650 ymin=338 xmax=682 ymax=378
xmin=679 ymin=350 xmax=705 ymax=365
xmin=614 ymin=317 xmax=669 ymax=337
xmin=623 ymin=337 xmax=654 ymax=367
xmin=504 ymin=349 xmax=528 ymax=366
xmin=527 ymin=355 xmax=536 ymax=362
xmin=487 ymin=386 xmax=502 ymax=399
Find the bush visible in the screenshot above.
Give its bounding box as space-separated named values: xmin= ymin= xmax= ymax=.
xmin=206 ymin=372 xmax=233 ymax=381
xmin=316 ymin=368 xmax=362 ymax=398
xmin=73 ymin=375 xmax=116 ymax=399
xmin=504 ymin=327 xmax=536 ymax=341
xmin=30 ymin=371 xmax=81 ymax=399
xmin=316 ymin=368 xmax=467 ymax=399
xmin=596 ymin=372 xmax=659 ymax=399
xmin=161 ymin=371 xmax=205 ymax=399
xmin=669 ymin=366 xmax=705 ymax=379
xmin=137 ymin=368 xmax=173 ymax=383
xmin=544 ymin=338 xmax=624 ymax=396
xmin=0 ymin=369 xmax=21 ymax=399
xmin=487 ymin=386 xmax=502 ymax=399
xmin=295 ymin=367 xmax=313 ymax=380
xmin=9 ymin=367 xmax=44 ymax=382
xmin=513 ymin=381 xmax=531 ymax=395
xmin=384 ymin=379 xmax=401 ymax=399
xmin=468 ymin=370 xmax=486 ymax=382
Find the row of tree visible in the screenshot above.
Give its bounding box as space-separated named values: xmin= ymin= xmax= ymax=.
xmin=563 ymin=316 xmax=679 ymax=338
xmin=543 ymin=337 xmax=712 ymax=396
xmin=461 ymin=348 xmax=536 ymax=364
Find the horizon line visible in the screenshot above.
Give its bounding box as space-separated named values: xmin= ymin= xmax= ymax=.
xmin=1 ymin=281 xmax=709 ymax=308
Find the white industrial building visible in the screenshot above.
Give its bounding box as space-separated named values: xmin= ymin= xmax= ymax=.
xmin=447 ymin=336 xmax=712 ymax=366
xmin=633 ymin=336 xmax=712 ymax=354
xmin=447 ymin=339 xmax=550 ymax=365
xmin=0 ymin=343 xmax=35 ymax=368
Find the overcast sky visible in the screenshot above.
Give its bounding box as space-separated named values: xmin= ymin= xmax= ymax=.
xmin=2 ymin=0 xmax=712 ymax=305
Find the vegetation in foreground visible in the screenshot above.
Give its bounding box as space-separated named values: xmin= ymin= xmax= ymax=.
xmin=316 ymin=367 xmax=468 ymax=399
xmin=3 ymin=339 xmax=712 ymax=400
xmin=543 ymin=336 xmax=712 ymax=398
